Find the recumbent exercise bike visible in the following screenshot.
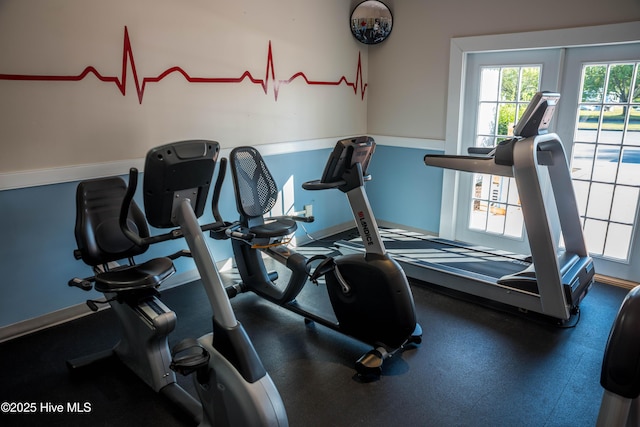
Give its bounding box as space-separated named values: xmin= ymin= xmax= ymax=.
xmin=68 ymin=140 xmax=287 ymax=426
xmin=215 ymin=136 xmax=422 ymax=378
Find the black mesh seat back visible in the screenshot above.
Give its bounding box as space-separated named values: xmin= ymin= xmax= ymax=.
xmin=74 ymin=176 xmax=149 ymax=266
xmin=229 ymin=147 xmax=279 ymax=219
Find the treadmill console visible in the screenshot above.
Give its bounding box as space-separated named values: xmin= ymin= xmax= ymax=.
xmin=321 ymin=136 xmax=376 ymax=184
xmin=513 ymin=91 xmax=560 ymax=138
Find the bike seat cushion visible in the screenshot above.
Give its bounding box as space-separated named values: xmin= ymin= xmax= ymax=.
xmin=94 ymin=257 xmax=176 ymax=293
xmin=248 ymin=217 xmax=297 ymax=238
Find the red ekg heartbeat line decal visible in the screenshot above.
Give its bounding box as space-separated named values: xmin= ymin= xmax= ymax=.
xmin=0 ymin=26 xmax=367 ymax=103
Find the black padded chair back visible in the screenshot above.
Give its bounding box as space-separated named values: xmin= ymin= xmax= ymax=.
xmin=600 ymin=285 xmax=640 ymax=398
xmin=229 ymin=146 xmax=279 ymax=220
xmin=74 ymin=176 xmax=149 ymax=267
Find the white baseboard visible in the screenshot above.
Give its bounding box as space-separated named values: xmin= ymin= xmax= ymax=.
xmin=595 ymin=274 xmax=639 ymax=291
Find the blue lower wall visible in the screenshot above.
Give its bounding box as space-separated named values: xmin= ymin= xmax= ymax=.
xmin=0 ymin=145 xmax=442 ymax=329
xmin=367 ymin=145 xmax=443 ymax=233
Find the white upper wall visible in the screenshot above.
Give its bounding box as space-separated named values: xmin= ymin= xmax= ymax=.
xmin=0 ymin=0 xmax=368 ymax=174
xmin=2 ymin=0 xmax=639 ymax=177
xmin=367 ymin=0 xmax=640 ymax=140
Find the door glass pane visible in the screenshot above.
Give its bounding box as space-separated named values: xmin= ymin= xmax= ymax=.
xmin=605 ymin=64 xmax=634 ymax=103
xmin=500 ymin=68 xmax=519 ymax=101
xmin=572 ymin=180 xmax=590 ymax=215
xmin=618 ymin=147 xmax=640 ymax=186
xmin=469 ymin=199 xmax=488 ymax=230
xmin=491 ymin=176 xmax=508 ymax=204
xmin=604 ymin=223 xmax=633 ymax=260
xmin=571 ymin=143 xmax=595 ymax=179
xmin=581 ymin=65 xmax=606 ymax=103
xmin=498 ymin=103 xmax=517 ymax=136
xmin=470 ymin=174 xmax=489 ymax=231
xmin=610 ymin=185 xmax=639 ymax=223
xmin=480 ymin=68 xmax=500 ymax=101
xmin=504 ymin=205 xmax=524 ymax=238
xmin=626 ymin=106 xmax=640 ymax=146
xmin=487 ymin=204 xmax=506 ymax=234
xmin=600 ymin=105 xmax=626 ymax=144
xmin=571 ymin=61 xmax=640 ymax=261
xmin=470 ymin=65 xmax=541 ymax=238
xmin=477 ymin=103 xmax=497 ymax=135
xmin=575 ymin=105 xmax=601 ymax=143
xmin=586 ymin=183 xmax=614 ymax=220
xmin=592 ymin=145 xmax=620 ymax=183
xmin=584 ymin=218 xmax=607 ymax=255
xmin=520 ymin=67 xmax=541 ymax=102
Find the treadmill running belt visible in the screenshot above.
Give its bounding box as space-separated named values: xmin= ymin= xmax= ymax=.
xmin=345 ymin=228 xmax=538 ymax=293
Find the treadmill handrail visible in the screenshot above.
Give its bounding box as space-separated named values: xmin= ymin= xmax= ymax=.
xmin=424 ymin=154 xmax=514 ymax=177
xmin=424 ymin=132 xmax=561 ymax=177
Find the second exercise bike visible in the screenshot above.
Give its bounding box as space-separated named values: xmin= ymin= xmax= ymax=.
xmin=216 ymin=136 xmax=422 ymax=378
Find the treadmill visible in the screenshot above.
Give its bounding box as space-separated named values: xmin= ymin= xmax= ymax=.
xmin=337 ymin=92 xmax=594 ymax=322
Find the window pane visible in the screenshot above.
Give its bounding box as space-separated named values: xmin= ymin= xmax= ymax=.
xmin=487 ymin=203 xmax=506 ymax=234
xmin=506 ymin=177 xmax=520 ymax=205
xmin=490 ymin=176 xmax=508 ymax=204
xmin=600 ymin=105 xmax=626 ymax=144
xmin=469 ymin=199 xmax=487 ymax=230
xmin=571 ymin=143 xmax=595 ymax=180
xmin=500 ymin=68 xmax=519 ymax=101
xmin=475 ymin=174 xmax=490 ymax=199
xmin=603 ymin=223 xmax=633 ymax=260
xmin=573 ymin=180 xmax=590 ymax=215
xmin=480 ymin=68 xmax=500 ymax=101
xmin=586 ymin=183 xmax=614 ymax=219
xmin=504 ymin=205 xmax=524 ymax=238
xmin=618 ymin=147 xmax=640 ymax=186
xmin=626 ymin=106 xmax=640 ymax=146
xmin=477 ymin=103 xmax=497 ymax=135
xmin=592 ymin=145 xmax=620 ymax=183
xmin=605 ymin=63 xmax=634 ymax=103
xmin=519 ymin=68 xmax=540 ymax=102
xmin=581 ymin=65 xmax=606 ymax=103
xmin=633 ymin=67 xmax=640 ymax=103
xmin=610 ymin=185 xmax=639 ymax=223
xmin=584 ymin=218 xmax=607 ymax=255
xmin=498 ymin=103 xmax=516 ymax=136
xmin=575 ymin=106 xmax=600 ymax=142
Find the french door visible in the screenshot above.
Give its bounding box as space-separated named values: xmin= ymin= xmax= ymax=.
xmin=556 ymin=43 xmax=640 ymax=281
xmin=455 ymin=42 xmax=640 ymax=282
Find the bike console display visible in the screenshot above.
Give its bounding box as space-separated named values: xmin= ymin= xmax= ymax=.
xmin=303 ymin=136 xmax=376 ymax=192
xmin=321 ymin=136 xmax=375 ymax=184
